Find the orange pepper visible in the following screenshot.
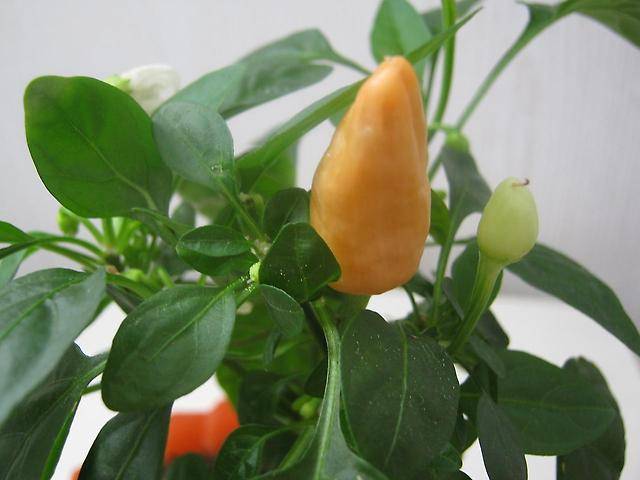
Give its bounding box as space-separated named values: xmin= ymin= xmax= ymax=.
xmin=310 ymin=56 xmax=430 ymax=295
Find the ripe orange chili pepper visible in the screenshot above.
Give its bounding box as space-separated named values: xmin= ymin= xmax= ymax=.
xmin=310 ymin=56 xmax=430 ymax=295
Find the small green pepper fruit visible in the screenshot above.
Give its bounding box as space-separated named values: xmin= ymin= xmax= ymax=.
xmin=477 ymin=177 xmax=538 ymax=266
xmin=56 ymin=207 xmax=79 ymax=236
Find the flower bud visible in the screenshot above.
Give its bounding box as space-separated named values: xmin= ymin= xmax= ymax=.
xmin=56 ymin=207 xmax=79 ymax=236
xmin=310 ymin=56 xmax=430 ymax=295
xmin=477 ymin=177 xmax=538 ymax=265
xmin=106 ymin=64 xmax=179 ymax=114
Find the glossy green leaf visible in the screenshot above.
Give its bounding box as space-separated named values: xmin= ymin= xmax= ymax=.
xmin=557 ymin=358 xmax=625 ymax=480
xmin=0 ymin=345 xmax=105 ymax=480
xmin=441 ymin=144 xmax=491 ymax=229
xmin=477 ymin=392 xmax=527 ymax=480
xmin=165 ymin=454 xmax=212 ymax=479
xmin=0 ymin=221 xmax=31 ymax=243
xmin=102 ymin=285 xmax=235 ymax=411
xmin=260 ymin=223 xmax=340 ymax=302
xmin=78 ymin=406 xmax=171 ymax=480
xmin=341 ymin=310 xmax=460 ymax=478
xmin=259 ymin=285 xmax=305 ymax=338
xmin=237 ymin=371 xmax=295 ymax=426
xmin=0 ymin=250 xmax=26 ymax=289
xmin=165 ymin=64 xmax=247 ymax=112
xmin=487 ymin=351 xmax=616 ymax=455
xmin=263 ymin=188 xmax=310 ymax=239
xmin=508 ymin=243 xmax=640 ymax=357
xmin=214 ymin=425 xmax=294 ymax=480
xmin=0 ymin=268 xmax=105 ymax=424
xmin=24 ymin=76 xmax=172 ymax=217
xmin=153 ymin=101 xmax=235 ymax=192
xmin=468 ymin=335 xmax=506 ymax=378
xmin=220 ymin=29 xmax=341 ymax=118
xmin=176 ymin=225 xmax=257 ymax=276
xmin=371 ymin=0 xmax=431 ymax=78
xmin=430 ymin=190 xmax=451 ymax=244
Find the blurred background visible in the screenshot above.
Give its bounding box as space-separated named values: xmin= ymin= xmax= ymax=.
xmin=1 ymin=0 xmax=639 ymax=320
xmin=2 ymin=1 xmax=639 ymax=479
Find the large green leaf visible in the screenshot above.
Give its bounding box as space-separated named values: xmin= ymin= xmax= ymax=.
xmin=78 ymin=406 xmax=171 ymax=480
xmin=153 ymin=101 xmax=235 ymax=192
xmin=259 ymin=285 xmax=305 ymax=338
xmin=557 ymin=358 xmax=625 ymax=480
xmin=165 ymin=454 xmax=212 ymax=480
xmin=262 ymin=188 xmax=310 ymax=240
xmin=176 ymin=225 xmax=257 ymax=276
xmin=24 ymin=76 xmax=172 ymax=217
xmin=464 ymin=351 xmax=617 ymax=455
xmin=371 ymin=0 xmax=431 ymax=78
xmin=0 ymin=345 xmax=105 ymax=480
xmin=508 ymin=243 xmax=640 ymax=357
xmin=102 ymin=285 xmax=235 ymax=411
xmin=476 ymin=392 xmax=527 ymax=480
xmin=341 ymin=310 xmax=459 ymax=479
xmin=0 ymin=268 xmax=105 ymax=424
xmin=441 ymin=144 xmax=491 ymax=229
xmin=523 ymin=1 xmax=640 ymax=50
xmin=259 ymin=223 xmax=340 ymax=302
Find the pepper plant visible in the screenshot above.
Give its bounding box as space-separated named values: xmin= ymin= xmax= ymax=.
xmin=1 ymin=1 xmax=639 ymax=479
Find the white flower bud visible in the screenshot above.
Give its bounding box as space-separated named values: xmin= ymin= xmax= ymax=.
xmin=106 ymin=64 xmax=179 ymax=114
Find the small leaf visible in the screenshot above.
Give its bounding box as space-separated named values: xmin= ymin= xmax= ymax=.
xmin=0 ymin=221 xmax=31 ymax=243
xmin=260 ymin=223 xmax=340 ymax=302
xmin=508 ymin=243 xmax=640 ymax=357
xmin=238 ymin=144 xmax=297 ymax=200
xmin=341 ymin=310 xmax=460 ymax=478
xmin=263 ymin=188 xmax=310 ymax=239
xmin=176 ymin=225 xmax=257 ymax=276
xmin=260 ymin=285 xmax=305 ymax=338
xmin=0 ymin=268 xmax=105 ymax=424
xmin=24 ymin=76 xmax=172 ymax=217
xmin=430 ymin=190 xmax=451 ymax=244
xmin=441 ymin=145 xmax=491 ymax=229
xmin=165 ymin=454 xmax=212 ymax=479
xmin=153 ymin=101 xmax=235 ymax=192
xmin=557 ymin=358 xmax=625 ymax=480
xmin=477 ymin=392 xmax=528 ymax=480
xmin=237 ymin=371 xmax=294 ymax=426
xmin=0 ymin=250 xmax=27 ymax=289
xmin=78 ymin=405 xmax=171 ymax=480
xmin=468 ymin=335 xmax=506 ymax=378
xmin=371 ymin=0 xmax=431 ymax=79
xmin=0 ymin=345 xmax=105 ymax=480
xmin=102 ymin=285 xmax=235 ymax=411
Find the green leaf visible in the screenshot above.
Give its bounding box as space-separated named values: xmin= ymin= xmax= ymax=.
xmin=557 ymin=358 xmax=625 ymax=480
xmin=477 ymin=392 xmax=527 ymax=480
xmin=430 ymin=443 xmax=462 ymax=473
xmin=430 ymin=190 xmax=451 ymax=244
xmin=508 ymin=243 xmax=640 ymax=357
xmin=214 ymin=425 xmax=294 ymax=480
xmin=476 ymin=311 xmax=509 ymax=349
xmin=441 ymin=144 xmax=491 ymax=229
xmin=0 ymin=250 xmax=26 ymax=289
xmin=165 ymin=64 xmax=247 ymax=112
xmin=260 ymin=223 xmax=340 ymax=302
xmin=371 ymin=0 xmax=431 ymax=78
xmin=0 ymin=268 xmax=105 ymax=424
xmin=176 ymin=225 xmax=257 ymax=276
xmin=260 ymin=285 xmax=305 ymax=338
xmin=165 ymin=454 xmax=212 ymax=479
xmin=238 ymin=144 xmax=297 ymax=200
xmin=24 ymin=76 xmax=172 ymax=217
xmin=422 ymin=0 xmax=482 ymax=34
xmin=341 ymin=310 xmax=460 ymax=478
xmin=220 ymin=29 xmax=339 ymax=118
xmin=468 ymin=335 xmax=506 ymax=378
xmin=263 ymin=188 xmax=310 ymax=239
xmin=153 ymin=101 xmax=235 ymax=192
xmin=523 ymin=1 xmax=640 ymax=50
xmin=0 ymin=345 xmax=105 ymax=480
xmin=237 ymin=371 xmax=295 ymax=426
xmin=102 ymin=285 xmax=235 ymax=411
xmin=481 ymin=351 xmax=617 ymax=455
xmin=0 ymin=221 xmax=31 ymax=243
xmin=78 ymin=405 xmax=171 ymax=480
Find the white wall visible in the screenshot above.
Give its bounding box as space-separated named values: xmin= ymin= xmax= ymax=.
xmin=1 ymin=0 xmax=639 ymax=320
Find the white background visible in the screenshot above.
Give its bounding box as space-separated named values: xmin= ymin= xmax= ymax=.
xmin=1 ymin=1 xmax=639 ymax=479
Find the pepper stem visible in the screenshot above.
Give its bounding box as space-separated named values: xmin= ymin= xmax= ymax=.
xmin=448 ymin=253 xmax=504 ymax=353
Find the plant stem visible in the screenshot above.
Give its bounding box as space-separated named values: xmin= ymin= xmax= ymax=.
xmin=403 ymin=285 xmax=422 ymax=327
xmin=331 ymin=54 xmax=371 ymax=76
xmin=219 ymin=184 xmax=266 ymax=241
xmin=423 ymin=52 xmax=440 ymax=115
xmin=82 ymin=382 xmax=102 ymax=395
xmin=106 ymin=273 xmax=156 ymax=299
xmin=41 ymin=244 xmax=100 ymax=269
xmin=448 ymin=254 xmax=503 ymax=353
xmin=156 ymin=266 xmax=174 ymax=289
xmin=77 ymin=218 xmax=104 ymax=245
xmin=431 ymin=0 xmax=457 ymax=127
xmin=430 ymin=225 xmax=456 ymax=323
xmin=101 ymin=218 xmax=116 ymax=249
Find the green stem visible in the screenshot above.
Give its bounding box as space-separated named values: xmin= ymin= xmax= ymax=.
xmin=431 ymin=0 xmax=457 ymax=127
xmin=236 ymin=282 xmax=257 ymax=306
xmin=41 ymin=244 xmax=100 ymax=269
xmin=82 ymin=382 xmax=102 ymax=395
xmin=448 ymin=254 xmax=503 ymax=353
xmin=403 ymin=285 xmax=422 ymax=327
xmin=115 ymin=219 xmax=141 ymax=252
xmin=430 ymin=225 xmax=456 ymax=323
xmin=423 ymin=51 xmax=440 ymax=115
xmin=219 ymin=184 xmax=266 ymax=241
xmin=106 ymin=273 xmax=156 ymax=299
xmin=77 ymin=218 xmax=104 ymax=245
xmin=331 ymin=54 xmax=371 ymax=76
xmin=101 ymin=218 xmax=116 ymax=249
xmin=156 ymin=266 xmax=174 ymax=289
